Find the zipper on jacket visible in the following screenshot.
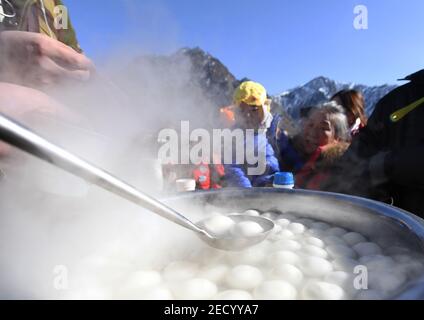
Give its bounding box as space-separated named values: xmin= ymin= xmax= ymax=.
xmin=39 ymin=0 xmax=54 ymax=37
xmin=390 ymin=96 xmax=424 ymax=122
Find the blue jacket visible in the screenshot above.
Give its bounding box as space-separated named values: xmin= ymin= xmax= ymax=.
xmin=224 ymin=133 xmax=280 ymax=188
xmin=276 ymin=131 xmax=305 ymax=173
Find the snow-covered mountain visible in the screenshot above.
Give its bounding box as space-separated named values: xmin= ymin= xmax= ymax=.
xmin=275 ymin=76 xmax=397 ymax=120
xmin=177 ymin=48 xmax=398 ymax=122
xmin=128 ymin=47 xmax=398 ymax=130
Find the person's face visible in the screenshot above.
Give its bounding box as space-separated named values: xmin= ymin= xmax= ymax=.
xmin=302 ymin=111 xmax=337 ymax=154
xmin=237 ymin=102 xmax=264 ymax=129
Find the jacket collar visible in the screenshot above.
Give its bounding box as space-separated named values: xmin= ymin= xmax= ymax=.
xmin=398 ymin=69 xmax=424 ymax=82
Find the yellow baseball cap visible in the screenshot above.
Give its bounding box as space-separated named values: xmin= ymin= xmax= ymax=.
xmin=233 ymin=81 xmax=267 ymax=107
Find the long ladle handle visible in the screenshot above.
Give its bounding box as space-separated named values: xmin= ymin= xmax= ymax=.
xmin=0 ymin=112 xmax=208 ymax=236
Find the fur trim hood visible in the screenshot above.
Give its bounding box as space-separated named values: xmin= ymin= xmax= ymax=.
xmin=317 ymin=142 xmax=351 ymax=168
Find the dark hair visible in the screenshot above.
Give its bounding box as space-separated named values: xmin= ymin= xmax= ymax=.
xmin=331 ymin=90 xmax=367 ymax=126
xmin=300 ymin=106 xmax=318 ymax=119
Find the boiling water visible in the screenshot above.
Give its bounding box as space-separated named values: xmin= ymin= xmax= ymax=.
xmin=65 ymin=209 xmax=424 ymax=300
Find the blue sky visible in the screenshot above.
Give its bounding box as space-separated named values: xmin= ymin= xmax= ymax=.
xmin=66 ymin=0 xmax=424 ymax=94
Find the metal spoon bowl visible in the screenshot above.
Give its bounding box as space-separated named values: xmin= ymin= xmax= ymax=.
xmin=197 ymin=214 xmax=275 ymax=251
xmin=0 ymin=112 xmax=274 ymax=251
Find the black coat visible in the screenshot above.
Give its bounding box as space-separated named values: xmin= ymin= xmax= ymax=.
xmin=324 ymin=69 xmax=424 ymax=218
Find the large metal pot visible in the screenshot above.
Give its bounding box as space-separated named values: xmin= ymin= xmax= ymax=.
xmin=163 ymin=188 xmax=424 ymax=300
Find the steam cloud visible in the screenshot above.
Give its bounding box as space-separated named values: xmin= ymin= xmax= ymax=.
xmin=0 ymin=21 xmax=219 ymax=298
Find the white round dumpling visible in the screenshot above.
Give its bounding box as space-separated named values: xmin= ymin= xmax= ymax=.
xmin=386 ymin=246 xmax=411 ymax=256
xmin=359 ymin=255 xmax=396 ymax=271
xmin=136 ymin=286 xmax=174 ymax=300
xmin=275 ymin=218 xmax=291 ymax=228
xmin=326 ymin=227 xmax=348 ymax=237
xmin=353 ymin=242 xmax=382 ymax=256
xmin=171 ymin=278 xmax=218 ymax=300
xmin=76 ymin=255 xmax=133 ymax=287
xmin=253 ymin=238 xmax=274 ymax=252
xmin=272 ymin=224 xmax=283 ymax=234
xmin=392 ymin=254 xmax=415 ymax=264
xmin=287 ymin=223 xmax=306 ymax=234
xmin=324 ymin=271 xmax=352 ymax=286
xmin=294 ymin=218 xmax=315 ymax=228
xmin=225 ymin=265 xmax=264 ymax=290
xmin=232 ymin=221 xmax=264 ymax=237
xmin=355 ymin=289 xmax=384 ymax=300
xmin=306 ymin=229 xmax=326 ymax=238
xmin=301 ymin=281 xmax=346 ymax=300
xmin=301 ymin=245 xmax=329 ymax=259
xmin=323 ymin=235 xmax=347 ymax=246
xmin=310 ymin=222 xmax=331 ymax=230
xmin=267 ymin=250 xmax=300 ymax=266
xmin=280 ymin=212 xmax=296 ymax=220
xmin=163 ymin=261 xmax=199 ymax=281
xmin=262 ymin=212 xmax=279 ymax=220
xmin=117 ymin=270 xmax=162 ymax=298
xmin=342 ymin=232 xmax=367 ymax=246
xmin=243 ymin=209 xmax=261 ymax=216
xmin=214 ymin=290 xmax=253 ymax=300
xmin=268 ymin=225 xmax=283 ymax=240
xmin=324 ymin=271 xmax=355 ymax=296
xmin=272 ymin=239 xmax=302 ymax=251
xmin=66 ymin=286 xmax=112 ymax=300
xmin=298 ymin=257 xmax=333 ymax=277
xmin=225 ymin=212 xmax=242 ymax=217
xmin=269 ymin=264 xmax=304 ymax=286
xmin=190 ymin=247 xmax=225 ymax=265
xmin=394 ymin=258 xmax=424 ymax=277
xmin=127 ymin=270 xmax=161 ymax=287
xmin=277 ymin=229 xmax=296 ymax=240
xmin=332 ymin=257 xmax=359 ymax=272
xmin=326 ymin=244 xmax=357 ymax=259
xmin=303 ymin=237 xmax=325 ymax=248
xmin=227 ymin=246 xmax=267 ymax=266
xmin=197 ymin=264 xmax=229 ymax=284
xmin=368 ymin=270 xmax=407 ymax=295
xmin=203 ymin=215 xmax=235 ymax=236
xmin=254 ymin=280 xmax=297 ymax=300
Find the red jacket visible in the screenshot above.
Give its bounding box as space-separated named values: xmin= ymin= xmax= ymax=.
xmin=295 ymin=143 xmax=350 ymax=190
xmin=193 ymin=162 xmax=225 ymax=190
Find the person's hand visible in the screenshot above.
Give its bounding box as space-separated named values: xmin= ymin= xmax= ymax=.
xmin=0 ymin=31 xmax=95 ymax=88
xmin=0 ymin=82 xmax=80 ymax=156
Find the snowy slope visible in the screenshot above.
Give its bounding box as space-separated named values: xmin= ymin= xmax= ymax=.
xmin=274 ymin=76 xmax=397 ymax=119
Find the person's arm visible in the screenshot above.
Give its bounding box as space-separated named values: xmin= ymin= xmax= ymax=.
xmin=368 ymin=146 xmax=424 ymax=188
xmin=249 ymin=135 xmax=280 ymax=187
xmin=0 ymin=82 xmax=83 ymax=156
xmin=277 ymin=131 xmax=304 ymax=172
xmin=266 ymin=141 xmax=280 ymax=173
xmin=0 ymin=82 xmax=62 ymax=156
xmin=224 ymin=164 xmax=252 ymax=188
xmin=0 ymin=82 xmax=65 ymax=117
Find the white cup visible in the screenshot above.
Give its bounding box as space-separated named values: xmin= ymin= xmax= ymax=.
xmin=175 ymin=179 xmax=196 ymax=192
